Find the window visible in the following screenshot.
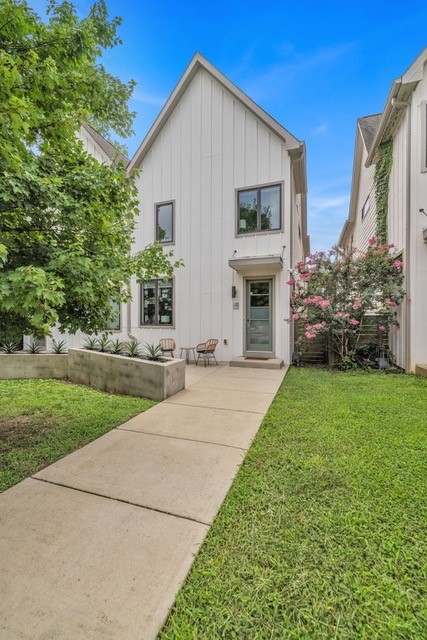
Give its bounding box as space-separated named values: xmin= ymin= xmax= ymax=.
xmin=237 ymin=184 xmax=281 ymax=234
xmin=105 ymin=300 xmax=120 ymax=331
xmin=141 ymin=279 xmax=173 ymax=326
xmin=361 ymin=195 xmax=370 ymax=219
xmin=156 ymin=201 xmax=174 ymax=243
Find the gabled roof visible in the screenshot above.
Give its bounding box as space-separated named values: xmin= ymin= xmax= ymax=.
xmin=358 ymin=114 xmax=382 ymax=154
xmin=128 ymin=53 xmax=303 ymax=172
xmin=366 ymin=47 xmax=427 ymax=166
xmin=82 ymin=122 xmax=128 ymax=165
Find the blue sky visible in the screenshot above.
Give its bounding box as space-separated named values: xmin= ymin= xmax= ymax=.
xmin=31 ymin=1 xmax=427 ymax=251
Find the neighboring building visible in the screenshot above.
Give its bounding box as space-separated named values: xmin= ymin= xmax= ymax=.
xmin=53 ymin=53 xmax=309 ymax=365
xmin=338 ymin=114 xmax=382 ymax=252
xmin=339 ymin=48 xmax=427 ymax=371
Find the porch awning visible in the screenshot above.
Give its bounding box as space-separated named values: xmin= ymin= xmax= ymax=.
xmin=228 ymin=254 xmax=283 ymax=272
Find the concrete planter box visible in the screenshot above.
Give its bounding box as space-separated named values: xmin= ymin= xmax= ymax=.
xmin=0 ymin=354 xmax=68 ymax=380
xmin=68 ymin=348 xmax=185 ymax=401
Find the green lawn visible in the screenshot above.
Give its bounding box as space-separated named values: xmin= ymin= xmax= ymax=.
xmin=161 ymin=369 xmax=427 ymax=640
xmin=0 ymin=379 xmax=155 ymax=492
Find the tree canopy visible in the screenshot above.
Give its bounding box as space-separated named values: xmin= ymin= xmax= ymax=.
xmin=0 ymin=0 xmax=180 ymax=340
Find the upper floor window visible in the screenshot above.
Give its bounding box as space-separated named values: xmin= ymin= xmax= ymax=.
xmin=156 ymin=201 xmax=174 ymax=244
xmin=237 ymin=184 xmax=282 ymax=235
xmin=361 ymin=195 xmax=370 ymax=220
xmin=141 ymin=279 xmax=173 ymax=326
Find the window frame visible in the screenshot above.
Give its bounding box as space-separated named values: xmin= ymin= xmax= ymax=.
xmin=361 ymin=195 xmax=370 ymax=220
xmin=235 ymin=182 xmax=283 ymax=237
xmin=421 ymin=101 xmax=427 ymax=173
xmin=155 ymin=200 xmax=175 ymax=245
xmin=139 ymin=278 xmax=175 ymax=328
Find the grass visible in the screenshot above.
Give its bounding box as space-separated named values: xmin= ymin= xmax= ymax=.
xmin=161 ymin=369 xmax=427 ymax=640
xmin=0 ymin=379 xmax=155 ymax=492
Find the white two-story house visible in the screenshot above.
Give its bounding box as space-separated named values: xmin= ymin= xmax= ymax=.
xmin=339 ymin=48 xmax=427 ymax=372
xmin=51 ymin=54 xmax=309 ymax=365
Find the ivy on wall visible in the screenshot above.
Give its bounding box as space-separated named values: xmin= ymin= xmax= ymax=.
xmin=374 ymin=141 xmax=393 ymax=243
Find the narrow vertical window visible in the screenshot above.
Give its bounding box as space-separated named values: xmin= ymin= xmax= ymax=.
xmin=361 ymin=195 xmax=370 ymax=219
xmin=156 ymin=202 xmax=174 ymax=243
xmin=105 ymin=300 xmax=120 ymax=330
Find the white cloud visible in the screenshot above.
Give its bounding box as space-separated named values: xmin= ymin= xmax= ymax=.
xmin=132 ymin=90 xmax=166 ymax=107
xmin=244 ymin=42 xmax=357 ymax=100
xmin=312 ymin=123 xmax=328 ymax=136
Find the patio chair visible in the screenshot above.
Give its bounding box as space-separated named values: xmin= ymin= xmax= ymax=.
xmin=195 ymin=339 xmax=218 ymax=367
xmin=158 ymin=338 xmax=176 ymax=358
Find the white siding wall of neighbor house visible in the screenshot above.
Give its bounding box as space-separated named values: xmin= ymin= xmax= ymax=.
xmin=383 ymin=64 xmax=427 ymax=370
xmin=351 ymin=141 xmax=377 ymax=251
xmin=128 ymin=69 xmax=296 ymax=363
xmin=76 ymin=126 xmax=111 ymax=165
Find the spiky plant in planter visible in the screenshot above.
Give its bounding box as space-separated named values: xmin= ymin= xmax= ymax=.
xmin=144 ymin=343 xmax=163 ymax=361
xmin=83 ymin=336 xmax=98 ymax=350
xmin=51 ymin=339 xmax=67 ymax=354
xmin=124 ymin=339 xmax=141 ymax=358
xmin=96 ymin=333 xmax=112 ymax=352
xmin=25 ymin=339 xmax=43 ymax=354
xmin=0 ymin=341 xmax=20 ymax=354
xmin=109 ymin=339 xmax=125 ymax=355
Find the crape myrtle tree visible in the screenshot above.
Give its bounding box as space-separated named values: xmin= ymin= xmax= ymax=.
xmin=0 ymin=0 xmax=181 ymax=341
xmin=288 ymin=238 xmax=405 ymax=368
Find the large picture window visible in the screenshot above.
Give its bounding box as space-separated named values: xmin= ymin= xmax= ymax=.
xmin=141 ymin=279 xmax=173 ymax=326
xmin=237 ymin=184 xmax=281 ymax=234
xmin=156 ymin=202 xmax=174 ymax=243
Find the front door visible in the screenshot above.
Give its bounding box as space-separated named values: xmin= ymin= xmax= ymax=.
xmin=245 ymin=278 xmax=273 ymax=356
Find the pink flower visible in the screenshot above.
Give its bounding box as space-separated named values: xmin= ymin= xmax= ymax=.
xmin=349 ymin=319 xmax=359 ymax=326
xmin=393 ymin=260 xmax=403 ymax=270
xmin=320 ymin=300 xmax=330 ymax=308
xmin=385 ymin=299 xmax=397 ymax=308
xmin=292 ymin=313 xmax=299 ymax=320
xmin=300 ymin=272 xmax=311 ymax=281
xmin=387 ymin=243 xmax=395 ymax=249
xmin=352 ymin=301 xmax=362 ymax=310
xmin=286 ymin=279 xmax=296 ymax=286
xmin=368 ymin=236 xmax=379 ymax=245
xmin=378 ymin=325 xmax=386 ymax=331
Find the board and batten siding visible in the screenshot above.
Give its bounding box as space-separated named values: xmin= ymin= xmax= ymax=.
xmin=130 ymin=68 xmax=294 ymax=362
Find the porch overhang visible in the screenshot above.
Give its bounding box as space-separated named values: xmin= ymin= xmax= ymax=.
xmin=228 ymin=254 xmax=283 ymax=273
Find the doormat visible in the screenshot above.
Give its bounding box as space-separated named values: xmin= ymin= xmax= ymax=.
xmin=245 ymin=357 xmax=269 ymax=360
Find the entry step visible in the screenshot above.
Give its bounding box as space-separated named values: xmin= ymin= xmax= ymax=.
xmin=229 ymin=357 xmax=284 ymax=370
xmin=415 ymin=364 xmax=427 ymax=378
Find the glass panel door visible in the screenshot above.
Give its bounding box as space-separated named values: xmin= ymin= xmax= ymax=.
xmin=245 ymin=279 xmax=273 ymax=353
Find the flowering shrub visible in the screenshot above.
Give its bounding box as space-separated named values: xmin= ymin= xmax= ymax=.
xmin=289 ymin=239 xmax=405 ymax=368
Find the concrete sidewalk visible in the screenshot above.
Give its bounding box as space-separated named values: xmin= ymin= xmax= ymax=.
xmin=0 ymin=363 xmax=287 ymax=640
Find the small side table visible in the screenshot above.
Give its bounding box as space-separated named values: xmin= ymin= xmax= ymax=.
xmin=180 ymin=346 xmax=196 ymax=364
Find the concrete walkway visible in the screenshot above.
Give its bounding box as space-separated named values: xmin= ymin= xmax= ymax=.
xmin=0 ymin=363 xmax=287 ymax=640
